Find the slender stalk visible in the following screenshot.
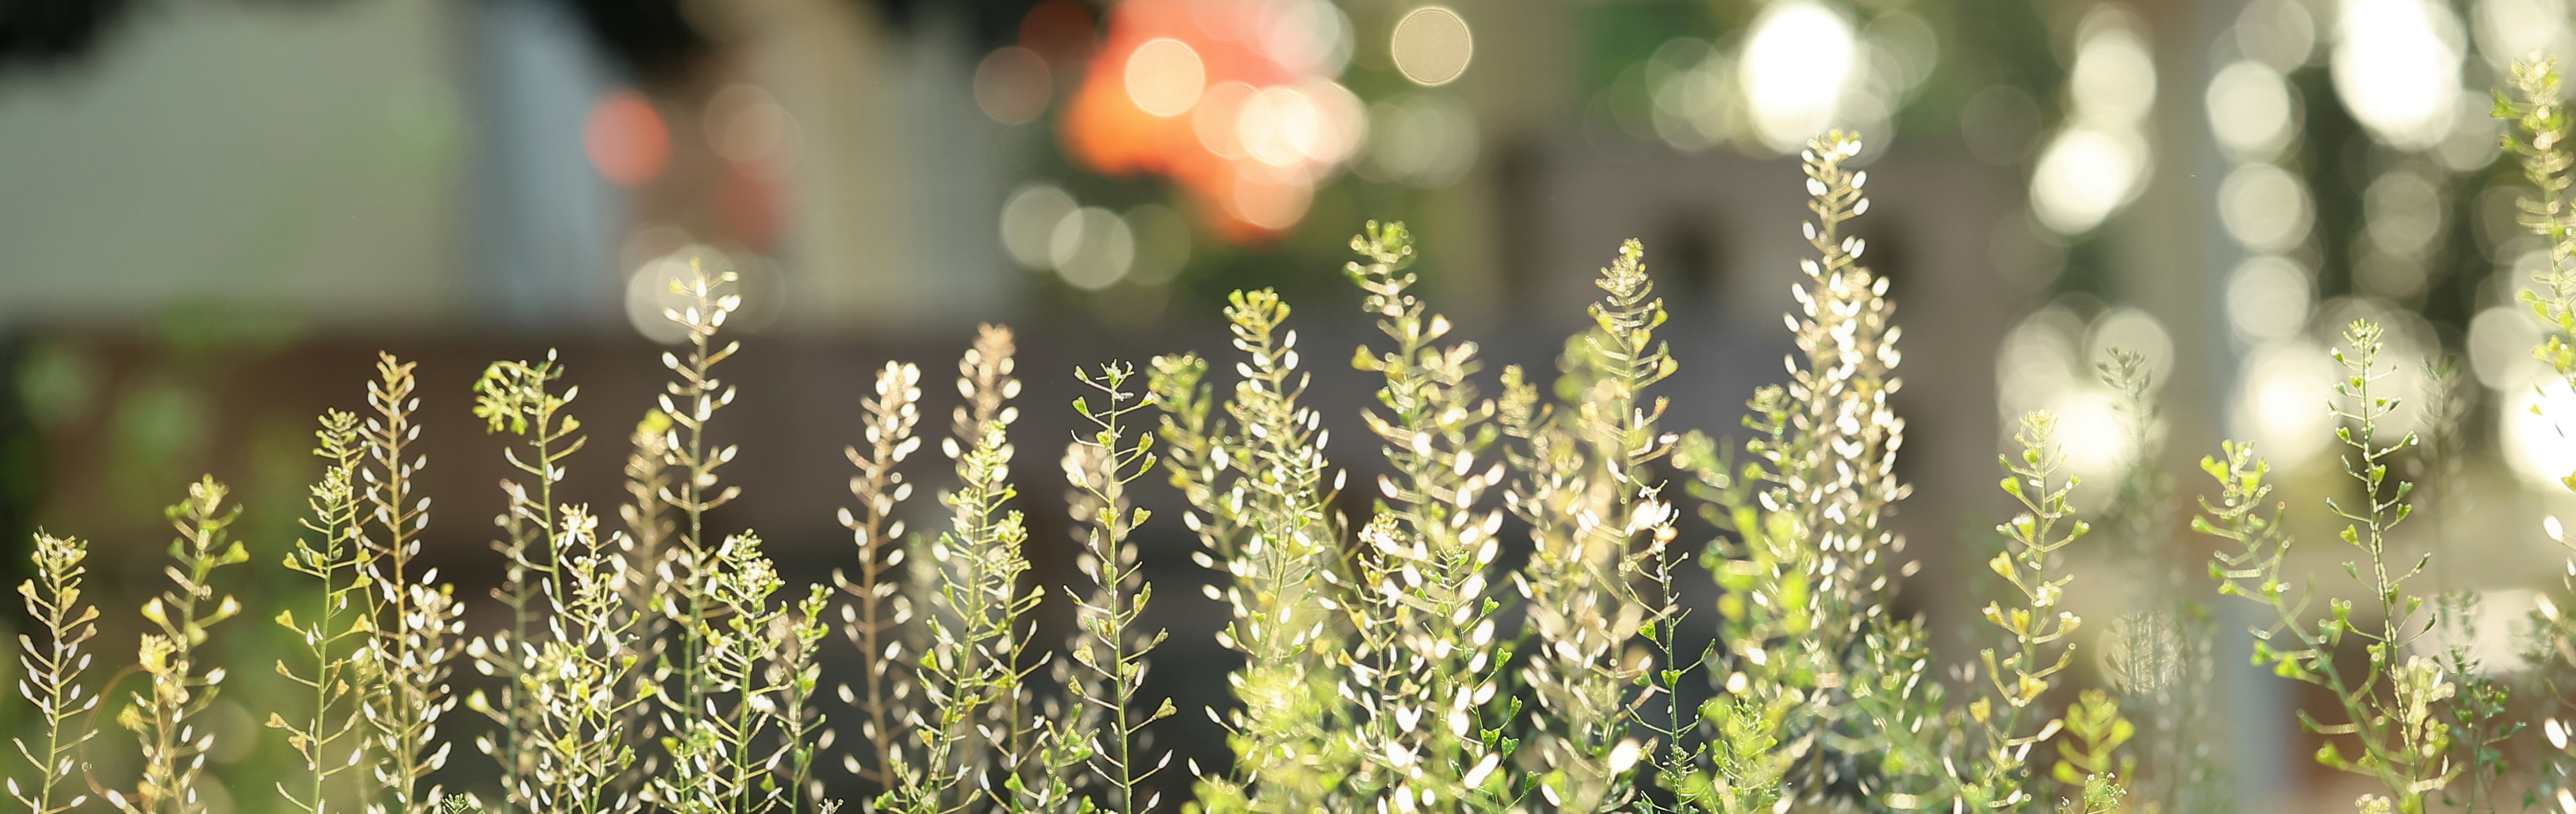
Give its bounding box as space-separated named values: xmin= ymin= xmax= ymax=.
xmin=466 ymin=351 xmax=588 ymax=812
xmin=272 ymin=410 xmax=378 ymax=814
xmin=10 ymin=530 xmax=101 ymax=814
xmin=357 ymin=354 xmax=463 ymax=814
xmin=522 ymin=506 xmax=653 ymax=814
xmin=1152 ymin=291 xmax=1346 ymax=814
xmin=653 ymin=265 xmax=747 ymax=759
xmin=885 ymin=325 xmax=1032 ymax=814
xmin=1342 ymin=221 xmax=1515 ymax=813
xmin=2199 ymin=321 xmax=2448 ymax=814
xmin=107 ymin=476 xmax=248 ymax=814
xmin=1503 ymin=237 xmax=1676 ymax=814
xmin=1963 ymin=413 xmax=2097 ymax=810
xmin=1063 ymin=362 xmax=1173 ymax=813
xmin=614 ymin=410 xmax=677 ymax=795
xmin=835 ymin=362 xmax=925 ymax=790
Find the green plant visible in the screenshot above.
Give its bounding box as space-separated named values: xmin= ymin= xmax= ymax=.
xmin=653 ymin=532 xmax=827 ymax=814
xmin=270 ymin=409 xmax=379 ymax=814
xmin=614 ymin=407 xmax=679 ymax=798
xmin=465 ymin=349 xmax=589 ymax=811
xmin=2199 ymin=320 xmax=2451 ymax=814
xmin=2088 ymin=348 xmax=2222 ymax=814
xmin=2498 ymin=57 xmax=2576 ymax=812
xmin=57 ymin=108 xmax=2576 ymax=814
xmin=654 ymin=266 xmax=750 ymax=748
xmin=626 ymin=270 xmax=828 ymax=814
xmin=1060 ymin=362 xmax=1173 ymax=813
xmin=2424 ymin=591 xmax=2513 ymax=814
xmin=835 ymin=361 xmax=925 ymax=790
xmin=108 ymin=476 xmax=248 ymax=814
xmin=1677 ymin=131 xmax=1928 ymax=813
xmin=354 ymin=354 xmax=466 ymax=814
xmin=11 ymin=530 xmax=101 ymax=814
xmin=1962 ymin=412 xmax=2107 ymax=811
xmin=519 ymin=504 xmax=655 ymax=814
xmin=1152 ymin=292 xmax=1349 ymax=814
xmin=2050 ymin=690 xmax=2131 ymax=814
xmin=1501 ymin=237 xmax=1673 ymax=814
xmin=1337 ymin=221 xmax=1520 ymax=813
xmin=882 ymin=326 xmax=1041 ymax=814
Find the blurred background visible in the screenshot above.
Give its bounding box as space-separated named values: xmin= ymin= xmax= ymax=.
xmin=0 ymin=0 xmax=2564 ymax=809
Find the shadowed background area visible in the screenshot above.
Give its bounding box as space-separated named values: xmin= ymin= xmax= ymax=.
xmin=0 ymin=0 xmax=2564 ymax=809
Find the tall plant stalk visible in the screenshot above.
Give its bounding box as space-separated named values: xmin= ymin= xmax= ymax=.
xmin=1678 ymin=130 xmax=1922 ymax=812
xmin=357 ymin=354 xmax=464 ymax=814
xmin=108 ymin=476 xmax=248 ymax=814
xmin=614 ymin=409 xmax=678 ymax=796
xmin=10 ymin=530 xmax=101 ymax=814
xmin=657 ymin=266 xmax=749 ymax=738
xmin=836 ymin=361 xmax=926 ymax=791
xmin=1503 ymin=237 xmax=1675 ymax=814
xmin=2200 ymin=321 xmax=2451 ymax=814
xmin=882 ymin=326 xmax=1036 ymax=814
xmin=1342 ymin=221 xmax=1516 ymax=813
xmin=653 ymin=530 xmax=827 ymax=814
xmin=466 ymin=350 xmax=587 ymax=811
xmin=2504 ymin=56 xmax=2576 ymax=807
xmin=1152 ymin=290 xmax=1349 ymax=814
xmin=272 ymin=410 xmax=379 ymax=814
xmin=1062 ymin=362 xmax=1173 ymax=814
xmin=519 ymin=506 xmax=653 ymax=814
xmin=1962 ymin=413 xmax=2113 ymax=811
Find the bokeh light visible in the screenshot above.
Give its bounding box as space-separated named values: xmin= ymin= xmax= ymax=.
xmin=2332 ymin=0 xmax=2464 ymax=150
xmin=584 ymin=90 xmax=670 ymax=188
xmin=705 ymin=84 xmax=800 ymax=175
xmin=2232 ymin=339 xmax=2336 ymax=466
xmin=1001 ymin=184 xmax=1079 ymax=270
xmin=2408 ymin=589 xmax=2538 ymax=674
xmin=2067 ymin=19 xmax=2156 ymax=127
xmin=1063 ymin=0 xmax=1368 ymax=238
xmin=2224 ymin=255 xmax=2315 ymax=342
xmin=1647 ymin=39 xmax=1731 ymax=153
xmin=2031 ymin=128 xmax=2148 ymax=234
xmin=2051 ymin=386 xmax=2134 ymax=483
xmin=2469 ymin=304 xmax=2543 ymax=388
xmin=2476 ymin=0 xmax=2572 ymax=70
xmin=1193 ymin=82 xmax=1256 ymax=158
xmin=1260 ymin=0 xmax=1353 ymax=78
xmin=1123 ymin=204 xmax=1192 ymax=285
xmin=2207 ymin=61 xmax=2296 ymax=162
xmin=1363 ymin=92 xmax=1478 ymax=188
xmin=1050 ymin=207 xmax=1138 ymax=290
xmin=975 ymin=47 xmax=1054 ymax=125
xmin=2237 ymin=0 xmax=2318 ymax=70
xmin=1230 ymin=173 xmax=1314 ymax=229
xmin=2363 ymin=169 xmax=2443 ymax=259
xmin=1740 ymin=1 xmax=1857 ymax=152
xmin=1390 ymin=7 xmax=1473 ymax=86
xmin=1997 ymin=305 xmax=2085 ymax=422
xmin=1126 ymin=38 xmax=1209 ymax=118
xmin=2505 ymin=378 xmax=2576 ymax=488
xmin=2218 ymin=163 xmax=2313 ymax=252
xmin=2029 ymin=10 xmax=2156 ymax=235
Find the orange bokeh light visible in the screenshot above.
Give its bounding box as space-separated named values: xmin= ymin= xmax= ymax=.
xmin=584 ymin=90 xmax=670 ymax=188
xmin=1060 ymin=0 xmax=1346 ymax=241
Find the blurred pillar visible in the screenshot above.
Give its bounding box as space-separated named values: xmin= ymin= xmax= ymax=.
xmin=2131 ymin=0 xmax=2295 ymax=805
xmin=463 ymin=0 xmax=622 ymax=333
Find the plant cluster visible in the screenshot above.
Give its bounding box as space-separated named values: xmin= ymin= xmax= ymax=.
xmin=36 ymin=63 xmax=2576 ymax=814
